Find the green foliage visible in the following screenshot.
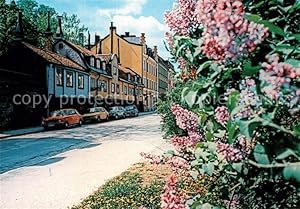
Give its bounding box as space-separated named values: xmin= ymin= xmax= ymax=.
xmin=72 ymin=172 xmax=164 ymax=209
xmin=160 ymin=0 xmax=300 ymax=208
xmin=0 ymin=0 xmax=88 ymax=52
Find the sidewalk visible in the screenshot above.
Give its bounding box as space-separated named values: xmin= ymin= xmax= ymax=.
xmin=0 ymin=126 xmax=44 ymax=140
xmin=0 ymin=111 xmax=155 ymax=139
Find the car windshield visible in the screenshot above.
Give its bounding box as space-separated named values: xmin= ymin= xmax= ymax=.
xmin=109 ymin=107 xmax=117 ymax=111
xmin=125 ymin=106 xmax=133 ymax=110
xmin=89 ymin=108 xmax=96 ymax=113
xmin=50 ymin=110 xmax=63 ymax=117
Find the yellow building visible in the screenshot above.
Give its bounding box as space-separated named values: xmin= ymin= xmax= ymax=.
xmin=91 ymin=23 xmax=159 ymax=111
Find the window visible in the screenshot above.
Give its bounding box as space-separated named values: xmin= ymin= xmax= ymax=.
xmin=102 ymin=62 xmax=106 ymax=70
xmin=78 ymin=74 xmax=84 ymax=89
xmin=116 ymin=84 xmax=120 ymax=94
xmin=56 ymin=68 xmax=63 ymax=86
xmin=102 ymin=80 xmax=108 ymax=92
xmin=66 ymin=71 xmax=73 ymax=87
xmin=113 ymin=66 xmax=117 ymax=75
xmin=124 ymin=86 xmax=128 ymax=95
xmin=111 ymin=83 xmax=115 ymax=93
xmin=127 ymin=73 xmax=131 ymax=81
xmin=90 ymin=57 xmax=95 ymax=67
xmin=96 ymin=59 xmax=101 ymax=69
xmin=97 ymin=80 xmax=102 ymax=90
xmin=58 ymin=43 xmax=63 ymax=49
xmin=91 ymin=78 xmax=96 ymax=90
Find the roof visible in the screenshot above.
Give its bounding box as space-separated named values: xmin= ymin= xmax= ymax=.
xmin=66 ymin=41 xmax=95 ymax=57
xmin=123 ymin=36 xmax=141 ymax=45
xmin=22 ymin=42 xmax=86 ymax=71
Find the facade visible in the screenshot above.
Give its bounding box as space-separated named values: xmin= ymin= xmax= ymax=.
xmin=91 ymin=24 xmax=159 ymax=111
xmin=158 ymin=56 xmax=170 ymax=98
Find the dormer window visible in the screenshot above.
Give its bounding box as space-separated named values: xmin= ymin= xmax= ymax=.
xmin=102 ymin=62 xmax=107 ymax=70
xmin=96 ymin=59 xmax=101 ymax=69
xmin=90 ymin=57 xmax=95 ymax=67
xmin=127 ymin=73 xmax=131 ymax=81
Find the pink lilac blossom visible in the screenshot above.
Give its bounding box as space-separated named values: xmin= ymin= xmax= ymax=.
xmin=217 ymin=142 xmax=243 ymax=162
xmin=178 ymin=57 xmax=188 ymax=71
xmin=167 ymin=156 xmax=191 ymax=174
xmin=234 ymin=78 xmax=262 ymax=119
xmin=171 ymin=134 xmax=201 ymax=151
xmin=161 ymin=175 xmax=188 ymax=209
xmin=215 ymin=106 xmax=230 ymax=125
xmin=140 ymin=152 xmax=163 ymax=164
xmin=164 ymin=0 xmax=198 ymax=36
xmin=196 ymin=0 xmax=268 ymax=63
xmin=224 ymin=195 xmax=240 ymax=209
xmin=165 ymin=32 xmax=175 ymax=51
xmin=171 ymin=104 xmax=199 ymax=132
xmin=260 ymin=54 xmax=300 ymax=102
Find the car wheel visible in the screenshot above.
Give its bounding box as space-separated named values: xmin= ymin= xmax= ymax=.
xmin=64 ymin=122 xmax=69 ymax=128
xmin=106 ymin=116 xmax=109 ymax=121
xmin=97 ymin=117 xmax=101 ymax=123
xmin=43 ymin=125 xmax=49 ymax=131
xmin=123 ymin=114 xmax=126 ymax=119
xmin=78 ymin=120 xmax=83 ymax=126
xmin=115 ymin=115 xmax=119 ymax=120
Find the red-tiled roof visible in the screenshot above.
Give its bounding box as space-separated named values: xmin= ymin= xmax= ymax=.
xmin=66 ymin=41 xmax=95 ymax=57
xmin=22 ymin=42 xmax=86 ymax=71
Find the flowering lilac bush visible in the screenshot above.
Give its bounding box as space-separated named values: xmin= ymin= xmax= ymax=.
xmin=154 ymin=0 xmax=300 ymax=208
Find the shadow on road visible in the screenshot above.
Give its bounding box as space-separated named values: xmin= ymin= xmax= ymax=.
xmin=0 ymin=137 xmax=101 ymax=174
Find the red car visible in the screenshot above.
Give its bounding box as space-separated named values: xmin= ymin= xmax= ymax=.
xmin=42 ymin=109 xmax=83 ymax=130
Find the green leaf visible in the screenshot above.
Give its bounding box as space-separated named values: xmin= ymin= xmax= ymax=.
xmin=236 ymin=117 xmax=262 ymax=139
xmin=206 ymin=162 xmax=214 ymax=176
xmin=227 ymin=121 xmax=238 ymax=144
xmin=276 ymin=149 xmax=299 ymax=160
xmin=184 ymin=90 xmax=198 ymax=108
xmin=259 ymin=20 xmax=285 ymax=37
xmin=286 ymin=59 xmax=300 ymax=68
xmin=294 ymin=124 xmax=300 ymax=137
xmin=283 ymin=164 xmax=300 ymax=182
xmin=232 ymin=163 xmax=242 ymax=173
xmin=254 ymin=144 xmax=270 ymax=165
xmin=197 ymin=61 xmax=212 ymax=74
xmin=227 ymin=91 xmax=240 ymax=112
xmin=245 ymin=13 xmax=262 ymax=22
xmin=292 ymin=33 xmax=300 ymax=42
xmin=243 ymin=61 xmax=261 ymax=76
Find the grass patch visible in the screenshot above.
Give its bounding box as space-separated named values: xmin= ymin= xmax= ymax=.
xmin=72 ymin=163 xmax=171 ymax=209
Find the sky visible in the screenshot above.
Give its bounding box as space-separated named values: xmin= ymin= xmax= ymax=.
xmin=33 ymin=0 xmax=175 ymax=60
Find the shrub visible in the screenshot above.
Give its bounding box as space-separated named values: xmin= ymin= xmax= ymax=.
xmin=148 ymin=0 xmax=300 ymax=208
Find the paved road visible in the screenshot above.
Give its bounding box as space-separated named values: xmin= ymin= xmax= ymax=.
xmin=0 ymin=114 xmax=170 ymax=209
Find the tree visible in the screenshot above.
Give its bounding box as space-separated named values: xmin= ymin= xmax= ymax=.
xmin=0 ymin=0 xmax=88 ymax=53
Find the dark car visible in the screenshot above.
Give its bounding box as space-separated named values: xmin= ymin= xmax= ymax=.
xmin=82 ymin=107 xmax=109 ymax=123
xmin=109 ymin=106 xmax=126 ymax=119
xmin=124 ymin=105 xmax=139 ymax=117
xmin=42 ymin=109 xmax=82 ymax=130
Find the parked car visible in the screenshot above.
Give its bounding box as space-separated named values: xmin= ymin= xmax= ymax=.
xmin=109 ymin=106 xmax=126 ymax=119
xmin=42 ymin=109 xmax=82 ymax=130
xmin=124 ymin=105 xmax=139 ymax=117
xmin=82 ymin=107 xmax=109 ymax=123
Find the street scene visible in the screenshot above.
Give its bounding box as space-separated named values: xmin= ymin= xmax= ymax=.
xmin=1 ymin=114 xmax=169 ymax=209
xmin=1 ymin=0 xmax=300 ymax=209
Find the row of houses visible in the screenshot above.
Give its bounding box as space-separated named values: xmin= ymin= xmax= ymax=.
xmin=0 ymin=12 xmax=175 ymax=129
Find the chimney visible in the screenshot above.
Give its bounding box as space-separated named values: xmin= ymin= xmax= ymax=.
xmin=110 ymin=22 xmax=116 ymax=54
xmin=55 ymin=15 xmax=64 ymax=39
xmin=87 ymin=31 xmax=91 ymax=50
xmin=44 ymin=11 xmax=53 ymax=51
xmin=95 ymin=34 xmax=100 ymax=44
xmin=153 ymin=46 xmax=158 ymax=59
xmin=140 ymin=33 xmax=146 ymax=45
xmin=79 ymin=32 xmax=84 ymax=46
xmin=14 ymin=11 xmax=24 ymax=41
xmin=125 ymin=32 xmax=130 ymax=37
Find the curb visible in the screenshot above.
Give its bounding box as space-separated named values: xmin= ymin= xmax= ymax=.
xmin=0 ymin=128 xmax=44 ymax=140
